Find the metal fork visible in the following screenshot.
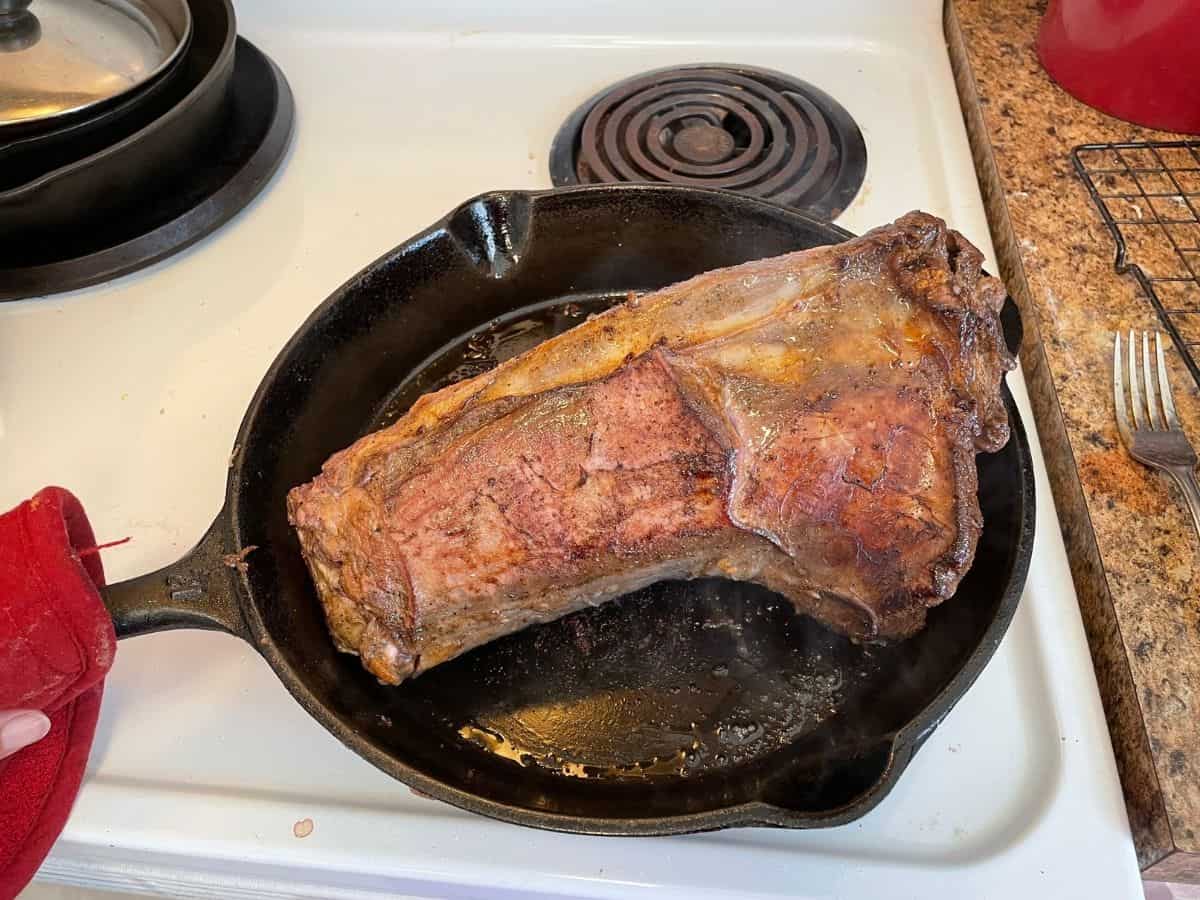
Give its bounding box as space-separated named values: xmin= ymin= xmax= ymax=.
xmin=1114 ymin=330 xmax=1200 ymax=539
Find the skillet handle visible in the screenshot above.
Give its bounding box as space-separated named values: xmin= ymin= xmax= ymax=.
xmin=101 ymin=512 xmax=250 ymax=641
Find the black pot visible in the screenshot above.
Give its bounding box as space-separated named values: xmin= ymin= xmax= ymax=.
xmin=0 ymin=23 xmax=193 ymax=189
xmin=0 ymin=0 xmax=235 ymax=249
xmin=102 ymin=185 xmax=1035 ymax=836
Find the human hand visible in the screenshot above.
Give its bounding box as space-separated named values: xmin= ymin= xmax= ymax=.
xmin=0 ymin=710 xmax=51 ymax=760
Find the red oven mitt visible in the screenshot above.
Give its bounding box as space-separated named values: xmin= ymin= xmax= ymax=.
xmin=0 ymin=488 xmax=119 ymax=900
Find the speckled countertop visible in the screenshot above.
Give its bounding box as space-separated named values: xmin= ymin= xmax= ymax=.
xmin=948 ymin=0 xmax=1200 ymax=881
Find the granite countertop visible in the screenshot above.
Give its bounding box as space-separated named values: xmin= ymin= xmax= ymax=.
xmin=948 ymin=0 xmax=1200 ymax=881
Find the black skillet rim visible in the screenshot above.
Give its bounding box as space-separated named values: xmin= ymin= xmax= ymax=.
xmin=228 ymin=183 xmax=1035 ymax=835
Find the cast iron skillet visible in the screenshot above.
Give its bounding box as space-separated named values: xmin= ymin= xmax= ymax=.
xmin=102 ymin=184 xmax=1035 ymax=836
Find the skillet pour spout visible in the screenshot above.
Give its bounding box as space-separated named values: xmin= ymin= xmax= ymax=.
xmin=99 ymin=184 xmax=1034 ymax=836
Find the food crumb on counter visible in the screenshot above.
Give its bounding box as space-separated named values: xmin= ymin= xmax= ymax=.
xmin=293 ymin=818 xmax=314 ymax=838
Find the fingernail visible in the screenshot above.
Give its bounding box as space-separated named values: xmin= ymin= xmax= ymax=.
xmin=1 ymin=712 xmax=51 ymax=753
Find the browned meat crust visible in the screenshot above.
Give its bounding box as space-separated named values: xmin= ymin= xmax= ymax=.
xmin=287 ymin=212 xmax=1014 ymax=684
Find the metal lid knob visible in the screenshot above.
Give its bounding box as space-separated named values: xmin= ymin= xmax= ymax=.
xmin=0 ymin=1 xmax=37 ymax=54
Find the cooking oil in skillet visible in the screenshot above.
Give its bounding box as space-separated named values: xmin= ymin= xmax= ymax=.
xmin=457 ymin=722 xmax=691 ymax=779
xmin=436 ymin=583 xmax=876 ymax=782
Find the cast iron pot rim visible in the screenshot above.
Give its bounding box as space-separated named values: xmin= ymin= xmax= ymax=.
xmin=226 ymin=183 xmax=1035 ymax=836
xmin=0 ymin=0 xmax=235 ymax=201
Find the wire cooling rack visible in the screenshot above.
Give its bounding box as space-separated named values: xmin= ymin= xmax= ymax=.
xmin=1073 ymin=141 xmax=1200 ymax=387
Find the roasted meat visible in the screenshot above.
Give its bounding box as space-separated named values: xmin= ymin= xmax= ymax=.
xmin=287 ymin=212 xmax=1014 ymax=685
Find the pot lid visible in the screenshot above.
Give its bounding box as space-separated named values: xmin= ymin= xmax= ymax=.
xmin=0 ymin=0 xmax=192 ymax=128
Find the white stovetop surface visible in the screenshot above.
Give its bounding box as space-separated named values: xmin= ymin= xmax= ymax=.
xmin=2 ymin=1 xmax=1141 ymax=897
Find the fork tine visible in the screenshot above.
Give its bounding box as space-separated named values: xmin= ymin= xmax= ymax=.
xmin=1156 ymin=331 xmax=1183 ymax=430
xmin=1114 ymin=332 xmax=1133 ymax=445
xmin=1143 ymin=331 xmax=1164 ymax=429
xmin=1129 ymin=329 xmax=1146 ymax=430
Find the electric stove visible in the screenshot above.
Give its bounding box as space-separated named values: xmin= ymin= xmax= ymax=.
xmin=2 ymin=1 xmax=1141 ymax=896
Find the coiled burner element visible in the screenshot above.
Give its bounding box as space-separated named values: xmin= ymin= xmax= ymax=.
xmin=549 ymin=64 xmax=867 ymax=220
